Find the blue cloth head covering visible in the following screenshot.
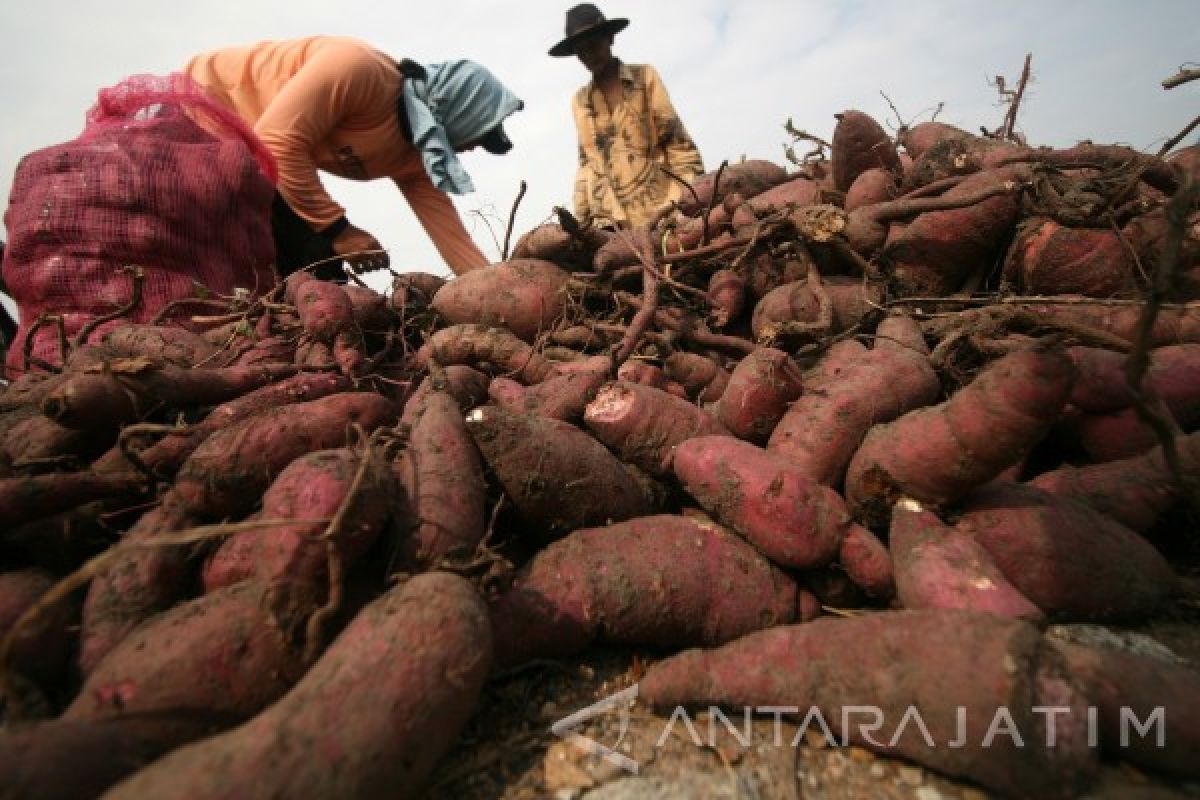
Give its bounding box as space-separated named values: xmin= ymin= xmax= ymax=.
xmin=402 ymin=60 xmax=523 ymax=195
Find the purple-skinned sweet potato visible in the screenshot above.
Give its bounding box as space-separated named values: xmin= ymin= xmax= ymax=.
xmin=102 ymin=572 xmax=491 ymax=800
xmin=432 ymin=258 xmax=571 ymax=343
xmin=640 ymin=610 xmax=1098 ymax=799
xmin=831 ymin=110 xmax=902 ymax=191
xmin=715 ymin=347 xmax=804 ymax=442
xmin=489 ymin=515 xmax=799 ymax=667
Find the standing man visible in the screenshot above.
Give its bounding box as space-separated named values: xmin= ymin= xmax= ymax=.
xmin=550 ymin=4 xmax=704 ymax=230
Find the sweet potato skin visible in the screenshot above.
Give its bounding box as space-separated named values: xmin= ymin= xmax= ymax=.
xmin=890 ymin=500 xmax=1043 ymax=620
xmin=673 ymin=436 xmax=851 ymax=569
xmin=837 ymin=523 xmax=895 ymax=600
xmin=679 ymin=160 xmax=788 ymax=215
xmin=432 ymin=259 xmax=570 ymax=343
xmin=465 ymin=405 xmax=654 ymax=540
xmin=102 ymin=572 xmax=491 ymax=800
xmin=715 ymin=348 xmax=804 ymax=442
xmin=959 ymin=483 xmax=1176 ymax=621
xmin=1004 ymin=217 xmax=1137 ymax=297
xmin=584 ymin=381 xmax=730 ymax=477
xmin=489 ymin=515 xmax=799 ymax=666
xmin=640 ymin=611 xmax=1097 ymax=799
xmin=845 ymin=347 xmax=1074 ymax=523
xmin=832 ymin=110 xmax=902 ymax=191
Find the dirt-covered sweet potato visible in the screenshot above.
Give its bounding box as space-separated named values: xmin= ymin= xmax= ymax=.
xmin=486 ymin=355 xmax=611 ymax=422
xmin=890 ymin=498 xmax=1042 ymax=620
xmin=583 ymin=381 xmax=730 ymax=477
xmin=836 ymin=524 xmax=895 ymax=601
xmin=713 ymin=348 xmax=804 ymax=443
xmin=673 ymin=436 xmax=854 ymax=569
xmin=465 ymin=405 xmax=655 ymax=540
xmin=1003 ymin=217 xmax=1137 ymax=297
xmin=172 ymin=392 xmax=396 ymax=519
xmin=845 ymin=347 xmax=1075 ymax=523
xmin=96 ymin=324 xmax=219 ymax=367
xmin=679 ymin=159 xmax=789 ymax=215
xmin=640 ymin=610 xmax=1097 ymax=799
xmin=489 ymin=515 xmax=799 ymax=666
xmin=402 ymin=366 xmax=490 ymax=423
xmin=768 ymin=315 xmax=939 ymax=487
xmin=844 ymin=167 xmax=899 ymax=213
xmin=432 ymin=259 xmax=571 ymax=343
xmin=751 ymin=277 xmax=884 ymax=343
xmin=418 ymin=324 xmax=555 ymax=385
xmin=958 ymin=483 xmax=1176 ymax=621
xmin=102 ymin=572 xmax=491 ymax=800
xmin=0 ymin=568 xmax=75 ymax=688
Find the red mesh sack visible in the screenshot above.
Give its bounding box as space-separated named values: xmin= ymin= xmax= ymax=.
xmin=2 ymin=73 xmax=279 ymax=377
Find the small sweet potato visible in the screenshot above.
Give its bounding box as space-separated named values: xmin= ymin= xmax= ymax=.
xmin=489 ymin=515 xmax=799 ymax=666
xmin=418 ymin=324 xmax=555 ymax=384
xmin=889 ymin=498 xmax=1043 ymax=620
xmin=715 ymin=347 xmax=804 ymax=442
xmin=640 ymin=610 xmax=1097 ymax=799
xmin=751 ymin=277 xmax=884 ymax=343
xmin=674 ymin=436 xmax=854 ymax=569
xmin=836 ymin=524 xmax=895 ymax=600
xmin=845 ymin=347 xmax=1074 ymax=523
xmin=706 ymin=269 xmax=746 ymax=328
xmin=432 ymin=259 xmax=571 ymax=343
xmin=583 ymin=381 xmax=730 ymax=477
xmin=102 ymin=572 xmax=491 ymax=800
xmin=959 ymin=483 xmax=1176 ymax=621
xmin=664 ymin=352 xmax=730 ymax=402
xmin=844 ymin=167 xmax=899 ymax=213
xmin=831 ymin=110 xmax=902 ymax=191
xmin=486 ymin=355 xmax=611 ymax=421
xmin=465 ymin=405 xmax=655 ymax=540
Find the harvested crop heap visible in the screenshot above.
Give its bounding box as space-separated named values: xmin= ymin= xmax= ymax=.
xmin=1 ymin=111 xmax=1199 ymax=799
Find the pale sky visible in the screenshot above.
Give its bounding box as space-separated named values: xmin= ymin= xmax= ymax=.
xmin=1 ymin=0 xmax=1197 ymax=294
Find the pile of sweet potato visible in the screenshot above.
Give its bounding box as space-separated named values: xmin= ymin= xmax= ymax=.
xmin=1 ymin=108 xmax=1199 ymax=799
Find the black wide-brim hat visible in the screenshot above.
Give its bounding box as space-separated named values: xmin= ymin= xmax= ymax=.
xmin=549 ymin=4 xmax=629 ymax=58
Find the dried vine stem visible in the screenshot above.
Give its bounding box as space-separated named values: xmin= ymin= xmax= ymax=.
xmin=73 ymin=266 xmax=145 ymax=348
xmin=612 ymin=230 xmax=660 ymax=369
xmin=501 ymin=180 xmax=528 ymax=261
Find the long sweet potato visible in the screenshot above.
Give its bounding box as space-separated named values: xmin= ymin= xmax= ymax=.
xmin=673 ymin=436 xmax=851 ymax=569
xmin=418 ymin=324 xmax=555 ymax=385
xmin=768 ymin=315 xmax=939 ymax=487
xmin=845 ymin=347 xmax=1074 ymax=523
xmin=640 ymin=611 xmax=1097 ymax=798
xmin=102 ymin=572 xmax=491 ymax=800
xmin=171 ymin=392 xmax=396 ymax=519
xmin=489 ymin=515 xmax=799 ymax=666
xmin=392 ymin=386 xmax=486 ymax=568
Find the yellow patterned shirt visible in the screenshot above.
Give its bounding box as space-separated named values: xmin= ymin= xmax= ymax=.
xmin=571 ymin=62 xmax=704 ymax=229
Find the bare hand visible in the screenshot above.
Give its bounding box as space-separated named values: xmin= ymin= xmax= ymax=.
xmin=332 ymin=224 xmax=390 ymax=273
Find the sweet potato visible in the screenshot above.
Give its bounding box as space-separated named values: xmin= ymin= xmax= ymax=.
xmin=2 ymin=412 xmax=111 ymax=470
xmin=96 ymin=324 xmax=219 ymax=367
xmin=583 ymin=381 xmax=730 ymax=477
xmin=751 ymin=276 xmax=883 ymax=343
xmin=1075 ymin=359 xmax=1200 ymax=461
xmin=1029 ymin=430 xmax=1200 ymax=532
xmin=768 ymin=315 xmax=939 ymax=486
xmin=487 ymin=355 xmax=611 ymax=421
xmin=740 ymin=174 xmax=820 ymax=215
xmin=341 ymin=284 xmax=391 ymax=331
xmin=291 ymin=278 xmax=355 ymax=342
xmin=389 ymin=271 xmax=446 ymax=314
xmin=229 ymin=334 xmax=296 ymax=367
xmin=202 ymin=515 xmax=262 ymax=592
xmin=432 ymin=258 xmax=571 ymax=343
xmin=673 ymin=436 xmax=853 ymax=569
xmin=679 ymin=159 xmax=789 ymax=215
xmin=0 ymin=568 xmax=75 ymax=688
xmin=102 ymin=572 xmax=491 ymax=800
xmin=253 ymin=448 xmax=394 ymax=620
xmin=616 ymin=359 xmax=669 ymax=389
xmin=0 ymin=471 xmax=146 ymax=529
xmin=958 ymin=482 xmax=1176 ymax=621
xmin=42 ymin=361 xmax=299 ymax=430
xmin=831 ymin=110 xmax=902 ymax=191
xmin=489 ymin=515 xmax=799 ymax=666
xmin=172 ymin=392 xmax=396 ymax=519
xmin=465 ymin=405 xmax=655 ymax=540
xmin=714 ymin=347 xmax=804 ymax=442
xmin=418 ymin=324 xmax=555 ymax=384
xmin=897 ymin=121 xmax=975 ymax=161
xmin=72 ymin=580 xmax=306 ymax=728
xmin=706 ymin=269 xmax=746 ymax=328
xmin=1003 ymin=217 xmax=1137 ymax=297
xmin=844 ymin=167 xmax=898 ymax=212
xmin=392 ymin=387 xmax=486 ymax=568
xmin=0 ymin=714 xmax=236 ymax=800
xmin=836 ymin=523 xmax=895 ymax=600
xmin=889 ymin=498 xmax=1042 ymax=620
xmin=882 ymin=167 xmax=1028 ymax=295
xmin=1049 ymin=635 xmax=1200 ymax=780
xmin=78 ymin=498 xmax=197 ymax=675
xmin=93 ymin=372 xmax=352 ymax=477
xmin=402 ymin=365 xmax=490 ymax=422
xmin=510 ymin=222 xmax=610 ymax=269
xmin=664 ymin=352 xmax=730 ymax=402
xmin=640 ymin=610 xmax=1097 ymax=799
xmin=845 ymin=347 xmax=1074 ymax=523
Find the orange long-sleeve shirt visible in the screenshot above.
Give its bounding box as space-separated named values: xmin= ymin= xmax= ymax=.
xmin=185 ymin=36 xmax=488 ymax=273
